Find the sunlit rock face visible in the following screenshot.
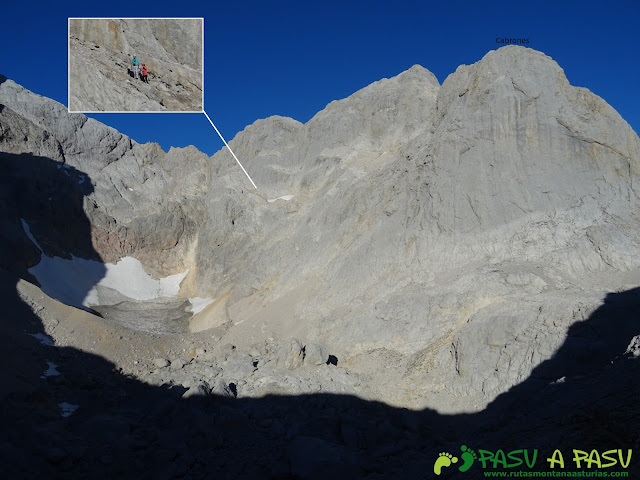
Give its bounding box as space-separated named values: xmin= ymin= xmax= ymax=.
xmin=1 ymin=45 xmax=639 ymax=412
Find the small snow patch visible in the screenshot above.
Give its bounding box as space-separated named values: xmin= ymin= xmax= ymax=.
xmin=188 ymin=297 xmax=215 ymax=314
xmin=268 ymin=194 xmax=294 ymax=203
xmin=30 ymin=333 xmax=54 ymax=346
xmin=42 ymin=362 xmax=60 ymax=378
xmin=59 ymin=402 xmax=79 ymax=418
xmin=21 ymin=219 xmax=43 ymax=252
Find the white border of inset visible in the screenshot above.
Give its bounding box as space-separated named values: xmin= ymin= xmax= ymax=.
xmin=67 ymin=17 xmax=204 ymax=114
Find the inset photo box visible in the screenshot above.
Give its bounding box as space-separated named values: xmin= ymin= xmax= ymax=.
xmin=68 ymin=17 xmax=204 ymax=113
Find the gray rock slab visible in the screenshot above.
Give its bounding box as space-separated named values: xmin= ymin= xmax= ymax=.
xmin=277 ymin=339 xmax=304 ymax=370
xmin=304 ymin=342 xmax=329 ymax=366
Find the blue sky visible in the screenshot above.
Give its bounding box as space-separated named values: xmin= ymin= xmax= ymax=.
xmin=2 ymin=0 xmax=639 ymax=156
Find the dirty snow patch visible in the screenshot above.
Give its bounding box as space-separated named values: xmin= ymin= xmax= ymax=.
xmin=268 ymin=194 xmax=294 ymax=203
xmin=188 ymin=297 xmax=216 ymax=314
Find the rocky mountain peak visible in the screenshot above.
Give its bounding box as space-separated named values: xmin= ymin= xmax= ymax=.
xmin=396 ymin=63 xmax=440 ymax=86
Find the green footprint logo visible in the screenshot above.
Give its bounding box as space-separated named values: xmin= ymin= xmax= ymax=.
xmin=459 ymin=445 xmax=477 ymax=472
xmin=433 ymin=452 xmax=458 ymax=475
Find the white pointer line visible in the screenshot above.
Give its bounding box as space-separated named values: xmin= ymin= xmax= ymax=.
xmin=203 ymin=111 xmax=258 ymax=189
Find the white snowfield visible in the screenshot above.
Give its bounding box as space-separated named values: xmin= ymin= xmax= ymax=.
xmin=28 ymin=253 xmax=188 ymax=309
xmin=84 ymin=257 xmax=188 ymax=305
xmin=23 ymin=220 xmax=193 ymax=310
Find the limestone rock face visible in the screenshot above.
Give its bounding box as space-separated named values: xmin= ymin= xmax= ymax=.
xmin=2 ymin=46 xmax=640 ymax=413
xmin=69 ymin=18 xmax=203 ymax=111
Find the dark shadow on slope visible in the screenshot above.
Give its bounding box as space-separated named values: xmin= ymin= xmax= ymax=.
xmin=0 ymin=152 xmax=100 ymax=275
xmin=0 ymin=152 xmax=104 ymax=311
xmin=469 ymin=288 xmax=640 ymax=457
xmin=0 ymin=153 xmax=638 ymax=479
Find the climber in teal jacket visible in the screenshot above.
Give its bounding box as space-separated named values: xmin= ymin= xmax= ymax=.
xmin=131 ymin=56 xmax=140 ymax=79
